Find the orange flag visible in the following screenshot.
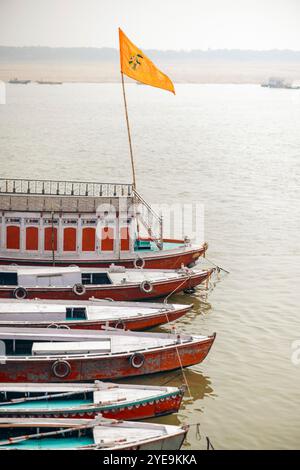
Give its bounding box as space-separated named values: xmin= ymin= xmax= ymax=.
xmin=119 ymin=28 xmax=175 ymax=94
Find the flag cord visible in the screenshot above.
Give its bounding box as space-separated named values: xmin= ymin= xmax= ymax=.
xmin=121 ymin=72 xmax=136 ymax=190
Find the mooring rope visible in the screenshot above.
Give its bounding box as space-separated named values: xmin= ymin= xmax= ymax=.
xmin=188 ymin=422 xmax=215 ymax=449
xmin=160 ymin=267 xmax=216 ymax=400
xmin=160 ymin=270 xmax=195 ymax=398
xmin=200 ymin=257 xmax=230 ymax=275
xmin=163 ymin=270 xmax=193 ymax=305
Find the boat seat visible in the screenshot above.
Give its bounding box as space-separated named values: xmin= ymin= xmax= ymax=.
xmin=32 ymin=340 xmax=111 ymax=356
xmin=93 ymin=391 xmax=126 ymax=405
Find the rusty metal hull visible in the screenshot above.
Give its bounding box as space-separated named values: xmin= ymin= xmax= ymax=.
xmin=0 ymin=270 xmax=212 ymax=301
xmin=0 ymin=245 xmax=207 ymax=270
xmin=0 ymin=335 xmax=215 ymax=383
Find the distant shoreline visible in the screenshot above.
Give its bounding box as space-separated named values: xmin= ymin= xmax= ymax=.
xmin=1 ymin=58 xmax=300 ymax=85
xmin=1 ymin=46 xmax=300 ymax=85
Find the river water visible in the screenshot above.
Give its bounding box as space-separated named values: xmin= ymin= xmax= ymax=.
xmin=1 ymin=82 xmax=300 ymax=449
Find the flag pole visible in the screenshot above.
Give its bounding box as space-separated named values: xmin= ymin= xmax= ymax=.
xmin=120 ymin=71 xmax=140 ymax=240
xmin=121 ymin=72 xmax=136 ymax=189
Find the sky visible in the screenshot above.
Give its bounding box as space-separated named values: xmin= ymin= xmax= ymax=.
xmin=0 ymin=0 xmax=300 ymax=50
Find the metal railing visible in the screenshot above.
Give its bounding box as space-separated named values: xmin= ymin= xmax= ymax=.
xmin=0 ymin=178 xmax=133 ymax=198
xmin=133 ymin=189 xmax=163 ymax=249
xmin=0 ymin=178 xmax=163 ymax=248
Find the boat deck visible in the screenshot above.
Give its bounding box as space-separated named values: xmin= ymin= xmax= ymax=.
xmin=0 ymin=300 xmax=186 ymax=322
xmin=0 ymin=327 xmax=204 ymax=357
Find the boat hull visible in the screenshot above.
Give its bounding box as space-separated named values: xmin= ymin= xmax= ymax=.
xmin=0 ymin=335 xmax=215 ymax=383
xmin=0 ymin=389 xmax=184 ymax=421
xmin=0 ymin=244 xmax=206 ymax=269
xmin=0 ymin=270 xmax=212 ymax=301
xmin=109 ymin=429 xmax=188 ymax=450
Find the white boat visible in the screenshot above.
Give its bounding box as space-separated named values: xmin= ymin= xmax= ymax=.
xmin=0 ymin=416 xmax=188 ymax=450
xmin=0 ymin=298 xmax=193 ymax=330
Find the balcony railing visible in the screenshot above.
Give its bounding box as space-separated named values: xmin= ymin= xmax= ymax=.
xmin=0 ymin=178 xmax=163 ymax=248
xmin=0 ymin=178 xmax=133 ymax=198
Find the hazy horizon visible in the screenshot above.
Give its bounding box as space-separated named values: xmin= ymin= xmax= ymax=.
xmin=1 ymin=46 xmax=300 ymax=53
xmin=1 ymin=1 xmax=300 ymax=85
xmin=0 ymin=0 xmax=300 ymax=51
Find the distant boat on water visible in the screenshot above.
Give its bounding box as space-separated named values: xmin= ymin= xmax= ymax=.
xmin=8 ymin=78 xmax=31 ymax=84
xmin=261 ymin=77 xmax=300 ymax=89
xmin=36 ymin=80 xmax=63 ymax=85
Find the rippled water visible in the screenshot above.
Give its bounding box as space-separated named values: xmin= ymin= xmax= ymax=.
xmin=1 ymin=83 xmax=300 ymax=449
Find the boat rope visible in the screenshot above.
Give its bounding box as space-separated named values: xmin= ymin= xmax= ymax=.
xmin=161 ymin=269 xmax=214 ymax=399
xmin=172 ymin=338 xmax=192 ymax=399
xmin=196 ymin=423 xmax=201 ymax=440
xmin=188 ymin=422 xmax=215 ymax=450
xmin=160 ymin=271 xmax=194 ymax=398
xmin=206 ymin=436 xmax=215 ymax=450
xmin=201 ymin=257 xmax=230 ymax=275
xmin=163 ymin=270 xmax=193 ymax=305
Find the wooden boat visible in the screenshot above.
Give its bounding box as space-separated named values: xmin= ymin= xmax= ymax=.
xmin=0 ymin=177 xmax=207 ymax=269
xmin=0 ymin=327 xmax=216 ymax=382
xmin=0 ymin=381 xmax=185 ymax=420
xmin=8 ymin=79 xmax=31 ymax=84
xmin=36 ymin=80 xmax=62 ymax=85
xmin=0 ymin=298 xmax=192 ymax=330
xmin=0 ymin=416 xmax=188 ymax=450
xmin=0 ymin=263 xmax=213 ymax=301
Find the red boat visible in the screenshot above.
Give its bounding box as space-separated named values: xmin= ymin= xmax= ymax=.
xmin=0 ymin=381 xmax=185 ymax=420
xmin=0 ymin=178 xmax=207 ymax=269
xmin=0 ymin=327 xmax=216 ymax=383
xmin=0 ymin=264 xmax=213 ymax=301
xmin=0 ymin=298 xmax=193 ymax=330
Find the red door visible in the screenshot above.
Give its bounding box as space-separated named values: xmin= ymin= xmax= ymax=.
xmin=63 ymin=227 xmax=77 ymax=252
xmin=26 ymin=226 xmax=39 ymax=250
xmin=120 ymin=227 xmax=130 ymax=251
xmin=44 ymin=227 xmax=57 ymax=251
xmin=101 ymin=227 xmax=114 ymax=251
xmin=82 ymin=227 xmax=96 ymax=251
xmin=6 ymin=226 xmax=20 ymax=249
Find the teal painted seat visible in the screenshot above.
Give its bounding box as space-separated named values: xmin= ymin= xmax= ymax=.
xmin=3 ymin=398 xmax=92 ymax=410
xmin=3 ymin=436 xmax=94 ymax=449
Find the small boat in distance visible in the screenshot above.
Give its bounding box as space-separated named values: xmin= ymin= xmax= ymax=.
xmin=0 ymin=381 xmax=185 ymax=420
xmin=261 ymin=77 xmax=300 ymax=89
xmin=0 ymin=416 xmax=188 ymax=450
xmin=0 ymin=327 xmax=216 ymax=382
xmin=0 ymin=298 xmax=193 ymax=330
xmin=36 ymin=80 xmax=63 ymax=85
xmin=8 ymin=78 xmax=31 ymax=84
xmin=0 ymin=264 xmax=214 ymax=301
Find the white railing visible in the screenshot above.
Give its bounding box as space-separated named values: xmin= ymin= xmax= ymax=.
xmin=133 ymin=189 xmax=163 ymax=249
xmin=0 ymin=178 xmax=133 ymax=198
